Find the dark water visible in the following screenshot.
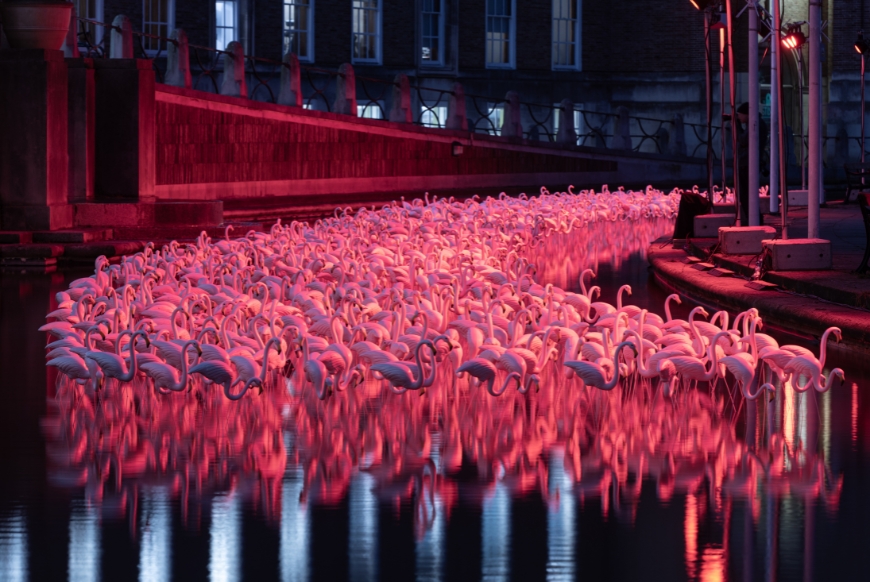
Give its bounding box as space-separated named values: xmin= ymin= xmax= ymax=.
xmin=2 ymin=220 xmax=870 ymax=581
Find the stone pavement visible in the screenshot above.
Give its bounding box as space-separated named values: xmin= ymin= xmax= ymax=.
xmin=648 ymin=200 xmax=870 ymax=352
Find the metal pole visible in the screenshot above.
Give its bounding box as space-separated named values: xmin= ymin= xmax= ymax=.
xmin=720 ymin=28 xmax=727 ymax=196
xmin=770 ymin=11 xmax=780 ymax=213
xmin=705 ymin=11 xmax=715 ymax=199
xmin=726 ymin=0 xmax=740 ymax=224
xmin=808 ymin=0 xmax=821 ymax=238
xmin=863 ymin=52 xmax=866 ymax=186
xmin=774 ymin=0 xmax=789 ymax=239
xmin=797 ymin=50 xmax=805 ymax=190
xmin=748 ymin=2 xmax=760 ymax=225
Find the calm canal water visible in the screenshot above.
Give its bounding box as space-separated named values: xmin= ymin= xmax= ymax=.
xmin=1 ymin=218 xmax=869 ymax=581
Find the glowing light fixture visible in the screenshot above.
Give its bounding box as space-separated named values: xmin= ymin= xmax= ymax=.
xmin=856 ymin=31 xmax=869 ymax=55
xmin=782 ymin=25 xmax=806 ymax=50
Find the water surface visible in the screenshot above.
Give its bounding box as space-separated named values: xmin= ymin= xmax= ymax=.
xmin=2 ymin=218 xmax=869 ymax=581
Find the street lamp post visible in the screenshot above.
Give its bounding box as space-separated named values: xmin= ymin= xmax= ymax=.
xmin=692 ymin=0 xmax=721 ymax=200
xmin=857 ymin=32 xmax=869 ymax=184
xmin=808 ymin=0 xmax=822 ymax=235
xmin=773 ymin=0 xmax=789 ymax=239
xmin=748 ymin=2 xmax=760 ymax=226
xmin=783 ymin=24 xmax=807 ymax=191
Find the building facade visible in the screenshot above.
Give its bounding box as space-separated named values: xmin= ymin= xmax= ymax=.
xmin=65 ymin=0 xmax=867 ymax=173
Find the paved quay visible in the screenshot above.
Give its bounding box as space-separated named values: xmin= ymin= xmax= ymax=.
xmin=648 ymin=200 xmax=870 ymax=352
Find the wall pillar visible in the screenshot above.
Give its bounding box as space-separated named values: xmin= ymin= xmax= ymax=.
xmin=0 ymin=49 xmax=71 ymax=230
xmin=93 ymin=59 xmax=155 ymax=200
xmin=67 ymin=57 xmax=95 ymax=202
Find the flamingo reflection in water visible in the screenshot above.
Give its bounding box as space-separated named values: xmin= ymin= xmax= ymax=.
xmin=39 ymin=185 xmax=848 ymax=582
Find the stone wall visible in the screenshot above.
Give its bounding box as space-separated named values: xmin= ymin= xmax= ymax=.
xmin=153 ymin=85 xmax=631 ymax=200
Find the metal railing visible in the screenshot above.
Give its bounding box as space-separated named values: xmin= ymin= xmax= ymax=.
xmin=76 ymin=16 xmax=723 ymax=160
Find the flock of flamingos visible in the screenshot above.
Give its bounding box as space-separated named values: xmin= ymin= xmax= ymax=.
xmin=37 ymin=185 xmax=848 ymax=529
xmin=40 ymin=185 xmax=845 ymax=406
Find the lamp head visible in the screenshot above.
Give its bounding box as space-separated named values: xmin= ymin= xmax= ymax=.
xmin=856 ymin=31 xmax=870 ymax=55
xmin=782 ymin=24 xmax=806 ymax=51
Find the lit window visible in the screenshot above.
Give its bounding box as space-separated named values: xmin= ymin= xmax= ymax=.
xmin=358 ymin=103 xmax=384 ymax=118
xmin=553 ymin=104 xmax=581 ymax=143
xmin=483 ymin=104 xmax=504 ymax=135
xmin=552 ymin=0 xmax=580 ymax=69
xmin=215 ymin=0 xmax=238 ymax=52
xmin=352 ymin=0 xmax=381 ymax=64
xmin=75 ymin=0 xmax=104 ymax=45
xmin=421 ymin=0 xmax=444 ymax=65
xmin=143 ymin=0 xmax=174 ymax=54
xmin=486 ymin=0 xmax=514 ymax=68
xmin=283 ymin=0 xmax=313 ymax=61
xmin=421 ymin=105 xmax=448 ymax=128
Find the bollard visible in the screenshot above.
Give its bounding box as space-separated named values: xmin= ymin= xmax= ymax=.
xmin=389 ymin=73 xmax=411 ymax=123
xmin=109 ymin=15 xmax=133 ymax=59
xmin=610 ymin=106 xmax=631 ymax=150
xmin=500 ymin=91 xmax=522 ymax=138
xmin=556 ymin=98 xmax=576 ymax=145
xmin=278 ymin=53 xmax=303 ymax=107
xmin=446 ymin=82 xmax=467 ymax=131
xmin=333 ymin=63 xmax=357 ymax=116
xmin=165 ymin=29 xmax=192 ymax=89
xmin=220 ymin=41 xmax=247 ymax=98
xmin=61 ymin=7 xmax=79 ymax=58
xmin=668 ymin=113 xmax=687 ymax=156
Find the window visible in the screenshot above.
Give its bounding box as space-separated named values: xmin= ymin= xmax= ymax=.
xmin=552 ymin=0 xmax=580 ymax=69
xmin=421 ymin=105 xmax=448 ymax=128
xmin=358 ymin=103 xmax=384 ymax=119
xmin=352 ymin=0 xmax=381 ymax=64
xmin=75 ymin=0 xmax=104 ymax=45
xmin=421 ymin=0 xmax=444 ymax=65
xmin=142 ymin=0 xmax=174 ymax=54
xmin=483 ymin=104 xmax=504 ymax=135
xmin=215 ymin=0 xmax=238 ymax=52
xmin=283 ymin=0 xmax=313 ymax=60
xmin=486 ymin=0 xmax=514 ymax=68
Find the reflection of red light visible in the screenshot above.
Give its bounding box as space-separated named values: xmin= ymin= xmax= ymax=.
xmin=852 ymin=383 xmax=859 ymax=448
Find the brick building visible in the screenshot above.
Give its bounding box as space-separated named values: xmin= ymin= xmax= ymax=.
xmin=66 ymin=0 xmax=869 ymax=170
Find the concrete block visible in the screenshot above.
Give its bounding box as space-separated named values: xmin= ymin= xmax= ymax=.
xmin=1 ymin=204 xmax=72 ymax=231
xmin=788 ymin=189 xmax=808 ymax=206
xmin=73 ymin=201 xmax=222 ymax=228
xmin=32 ymin=228 xmax=111 ymax=243
xmin=762 ymin=238 xmax=832 ymax=271
xmin=718 ymin=226 xmax=776 ymax=254
xmin=693 ymin=213 xmax=734 ymax=237
xmin=0 ymin=232 xmax=33 ymax=244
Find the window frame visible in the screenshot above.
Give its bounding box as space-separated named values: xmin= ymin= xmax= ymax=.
xmin=142 ymin=0 xmax=175 ymax=56
xmin=351 ymin=0 xmax=383 ymax=65
xmin=551 ymin=0 xmax=582 ymax=71
xmin=485 ymin=0 xmax=516 ymax=69
xmin=215 ymin=0 xmax=240 ymax=52
xmin=420 ymin=0 xmax=446 ymax=67
xmin=75 ymin=0 xmax=105 ymax=45
xmin=420 ymin=104 xmax=448 ymax=128
xmin=283 ymin=0 xmax=315 ymax=62
xmin=357 ymin=102 xmax=385 ymax=119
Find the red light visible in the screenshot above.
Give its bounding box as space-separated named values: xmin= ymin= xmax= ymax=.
xmin=781 ymin=27 xmax=806 ymax=51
